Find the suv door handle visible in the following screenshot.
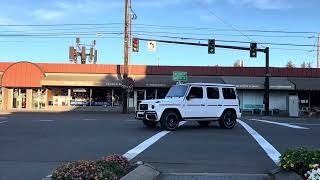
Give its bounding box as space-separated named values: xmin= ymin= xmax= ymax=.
xmin=201 ymin=104 xmax=205 ymax=106
xmin=218 ymin=104 xmax=222 ymax=106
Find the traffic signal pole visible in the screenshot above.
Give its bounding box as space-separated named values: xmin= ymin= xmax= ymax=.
xmin=137 ymin=38 xmax=271 ymax=116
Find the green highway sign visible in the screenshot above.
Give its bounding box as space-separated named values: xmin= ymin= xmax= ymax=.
xmin=173 ymin=71 xmax=187 ymax=81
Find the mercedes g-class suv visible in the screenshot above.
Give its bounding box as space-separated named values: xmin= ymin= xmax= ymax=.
xmin=135 ymin=83 xmax=241 ymax=131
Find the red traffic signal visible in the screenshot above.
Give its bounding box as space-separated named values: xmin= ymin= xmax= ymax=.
xmin=132 ymin=38 xmax=139 ymax=52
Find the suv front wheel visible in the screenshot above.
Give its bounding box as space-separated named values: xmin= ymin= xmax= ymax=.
xmin=160 ymin=110 xmax=180 ymax=131
xmin=219 ymin=111 xmax=237 ymax=129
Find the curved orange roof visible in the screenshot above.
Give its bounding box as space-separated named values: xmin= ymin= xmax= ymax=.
xmin=1 ymin=62 xmax=45 ymax=87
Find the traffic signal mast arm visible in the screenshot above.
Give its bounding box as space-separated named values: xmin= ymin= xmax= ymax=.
xmin=137 ymin=38 xmax=266 ymax=53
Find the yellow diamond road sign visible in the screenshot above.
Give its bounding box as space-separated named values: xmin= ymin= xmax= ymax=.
xmin=148 ymin=41 xmax=157 ymax=52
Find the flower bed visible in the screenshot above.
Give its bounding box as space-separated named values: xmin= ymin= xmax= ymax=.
xmin=280 ymin=147 xmax=320 ymax=179
xmin=52 ymin=155 xmax=133 ymax=180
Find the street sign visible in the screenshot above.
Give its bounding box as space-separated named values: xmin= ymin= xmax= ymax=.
xmin=148 ymin=41 xmax=157 ymax=52
xmin=173 ymin=71 xmax=187 ymax=81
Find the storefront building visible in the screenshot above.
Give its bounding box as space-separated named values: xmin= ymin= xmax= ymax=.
xmin=1 ymin=61 xmax=320 ymax=114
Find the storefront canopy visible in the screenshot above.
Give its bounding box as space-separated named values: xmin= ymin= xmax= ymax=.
xmin=133 ymin=75 xmax=225 ymax=87
xmin=289 ymin=78 xmax=320 ymax=91
xmin=41 ymin=74 xmax=122 ymax=87
xmin=222 ymin=76 xmax=295 ymax=90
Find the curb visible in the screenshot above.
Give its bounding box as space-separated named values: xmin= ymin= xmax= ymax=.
xmin=159 ymin=173 xmax=270 ymax=180
xmin=121 ymin=164 xmax=160 ymax=180
xmin=268 ymin=168 xmax=303 ymax=180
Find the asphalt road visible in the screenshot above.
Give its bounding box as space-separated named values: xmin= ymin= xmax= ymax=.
xmin=0 ymin=112 xmax=319 ymax=180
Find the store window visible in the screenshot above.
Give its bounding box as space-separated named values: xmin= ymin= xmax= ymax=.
xmin=157 ymin=88 xmax=169 ymax=99
xmin=112 ymin=88 xmax=122 ymax=106
xmin=146 ymin=89 xmax=156 ymax=100
xmin=0 ymin=87 xmax=2 ymax=106
xmin=32 ymin=89 xmax=46 ymax=109
xmin=71 ymin=88 xmax=90 ymax=106
xmin=91 ymin=88 xmax=112 ymax=106
xmin=12 ymin=88 xmax=26 ymax=109
xmin=47 ymin=88 xmax=70 ymax=106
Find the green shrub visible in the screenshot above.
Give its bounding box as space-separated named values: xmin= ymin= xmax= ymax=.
xmin=280 ymin=147 xmax=320 ymax=176
xmin=52 ymin=155 xmax=132 ymax=180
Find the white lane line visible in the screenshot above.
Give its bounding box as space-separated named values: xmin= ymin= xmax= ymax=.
xmin=123 ymin=121 xmax=187 ymax=161
xmin=238 ymin=119 xmax=281 ymax=165
xmin=38 ymin=120 xmax=55 ymax=122
xmin=249 ymin=119 xmax=309 ymax=130
xmin=290 ymin=123 xmax=320 ymax=126
xmin=83 ymin=118 xmax=97 ymax=121
xmin=0 ymin=121 xmax=8 ymax=124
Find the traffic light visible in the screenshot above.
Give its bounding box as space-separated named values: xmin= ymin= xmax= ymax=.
xmin=250 ymin=43 xmax=257 ymax=58
xmin=132 ymin=38 xmax=139 ymax=52
xmin=208 ymin=39 xmax=215 ymax=54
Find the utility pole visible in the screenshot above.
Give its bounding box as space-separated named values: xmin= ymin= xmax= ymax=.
xmin=122 ymin=0 xmax=129 ymax=114
xmin=317 ymin=33 xmax=320 ymax=68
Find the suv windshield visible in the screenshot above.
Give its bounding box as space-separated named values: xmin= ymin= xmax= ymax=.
xmin=166 ymin=85 xmax=189 ymax=98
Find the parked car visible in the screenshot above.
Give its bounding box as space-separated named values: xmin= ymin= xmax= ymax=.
xmin=135 ymin=83 xmax=241 ymax=131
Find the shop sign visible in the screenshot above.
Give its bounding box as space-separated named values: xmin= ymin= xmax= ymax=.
xmin=92 ymin=101 xmax=111 ymax=106
xmin=146 ymin=83 xmax=168 ymax=87
xmin=70 ymin=101 xmax=89 ymax=106
xmin=73 ymin=88 xmax=87 ymax=93
xmin=235 ymin=84 xmax=262 ymax=89
xmin=106 ymin=82 xmax=122 ymax=86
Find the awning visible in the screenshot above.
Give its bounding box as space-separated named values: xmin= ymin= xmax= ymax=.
xmin=41 ymin=74 xmax=122 ymax=87
xmin=289 ymin=78 xmax=320 ymax=91
xmin=132 ymin=75 xmax=225 ymax=87
xmin=222 ymin=76 xmax=295 ymax=90
xmin=133 ymin=75 xmax=175 ymax=87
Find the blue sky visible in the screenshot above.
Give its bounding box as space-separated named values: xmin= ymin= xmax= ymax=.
xmin=0 ymin=0 xmax=319 ymax=67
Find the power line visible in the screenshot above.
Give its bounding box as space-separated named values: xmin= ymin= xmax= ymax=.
xmin=194 ymin=1 xmax=265 ymax=48
xmin=0 ymin=23 xmax=123 ymax=27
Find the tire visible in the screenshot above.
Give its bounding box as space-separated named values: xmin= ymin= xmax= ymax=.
xmin=197 ymin=121 xmax=211 ymax=126
xmin=143 ymin=120 xmax=158 ymax=128
xmin=160 ymin=110 xmax=180 ymax=131
xmin=219 ymin=111 xmax=237 ymax=129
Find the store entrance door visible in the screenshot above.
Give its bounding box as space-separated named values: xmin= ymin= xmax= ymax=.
xmin=12 ymin=88 xmax=27 ymax=109
xmin=136 ymin=90 xmax=146 ymax=110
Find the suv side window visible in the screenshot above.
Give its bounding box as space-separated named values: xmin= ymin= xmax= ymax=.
xmin=222 ymin=88 xmax=236 ymax=99
xmin=207 ymin=87 xmax=219 ymax=99
xmin=188 ymin=87 xmax=203 ymax=99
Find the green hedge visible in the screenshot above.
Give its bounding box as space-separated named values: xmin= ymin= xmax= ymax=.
xmin=280 ymin=147 xmax=320 ymax=176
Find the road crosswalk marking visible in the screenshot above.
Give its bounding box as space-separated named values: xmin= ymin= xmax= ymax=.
xmin=249 ymin=119 xmax=309 ymax=129
xmin=123 ymin=121 xmax=187 ymax=161
xmin=238 ymin=119 xmax=281 ymax=165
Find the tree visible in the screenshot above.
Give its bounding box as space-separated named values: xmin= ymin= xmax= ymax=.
xmin=301 ymin=62 xmax=307 ymax=68
xmin=286 ymin=60 xmax=295 ymax=68
xmin=306 ymin=62 xmax=312 ymax=68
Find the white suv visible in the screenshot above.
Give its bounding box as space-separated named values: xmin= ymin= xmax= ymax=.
xmin=135 ymin=83 xmax=241 ymax=131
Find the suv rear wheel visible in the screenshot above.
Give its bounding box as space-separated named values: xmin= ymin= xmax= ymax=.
xmin=197 ymin=121 xmax=211 ymax=126
xmin=160 ymin=110 xmax=180 ymax=131
xmin=219 ymin=111 xmax=237 ymax=129
xmin=143 ymin=120 xmax=158 ymax=128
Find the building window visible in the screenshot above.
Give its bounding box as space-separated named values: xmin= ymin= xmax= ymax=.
xmin=157 ymin=88 xmax=169 ymax=99
xmin=0 ymin=87 xmax=2 ymax=106
xmin=71 ymin=88 xmax=90 ymax=106
xmin=222 ymin=88 xmax=236 ymax=99
xmin=112 ymin=88 xmax=122 ymax=106
xmin=47 ymin=88 xmax=70 ymax=106
xmin=188 ymin=87 xmax=203 ymax=99
xmin=207 ymin=87 xmax=220 ymax=99
xmin=91 ymin=88 xmax=112 ymax=106
xmin=32 ymin=89 xmax=46 ymax=109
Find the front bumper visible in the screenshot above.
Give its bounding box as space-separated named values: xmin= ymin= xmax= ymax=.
xmin=135 ymin=111 xmax=159 ymax=121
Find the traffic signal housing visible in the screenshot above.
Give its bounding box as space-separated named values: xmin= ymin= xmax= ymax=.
xmin=250 ymin=43 xmax=257 ymax=58
xmin=208 ymin=39 xmax=215 ymax=54
xmin=132 ymin=38 xmax=139 ymax=52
